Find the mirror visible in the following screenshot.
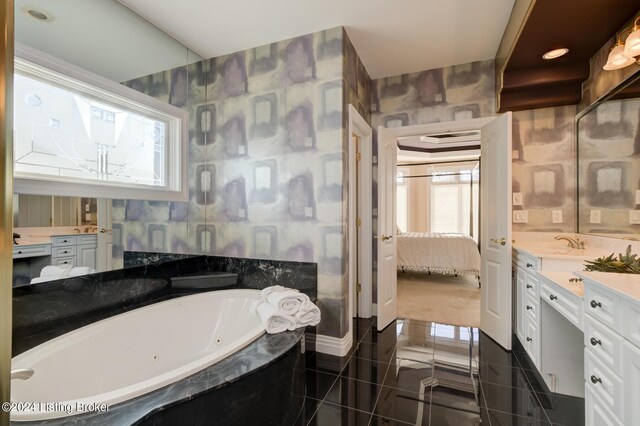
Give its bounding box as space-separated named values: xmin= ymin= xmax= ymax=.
xmin=577 ymin=74 xmax=640 ymax=239
xmin=13 ymin=195 xmax=97 ymax=228
xmin=12 ymin=0 xmax=202 ymax=286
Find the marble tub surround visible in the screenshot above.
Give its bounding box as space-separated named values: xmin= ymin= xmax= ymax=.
xmin=125 ymin=251 xmax=317 ymax=297
xmin=13 ymin=254 xmax=317 ymax=355
xmin=15 ymin=329 xmax=305 ymax=426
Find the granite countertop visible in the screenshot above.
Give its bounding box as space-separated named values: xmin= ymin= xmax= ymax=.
xmin=538 ymin=271 xmax=584 ymax=298
xmin=577 ymin=271 xmax=640 ymax=303
xmin=14 ymin=232 xmax=97 ymax=247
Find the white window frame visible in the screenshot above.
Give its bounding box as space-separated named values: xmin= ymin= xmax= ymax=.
xmin=13 ymin=44 xmax=188 ymax=202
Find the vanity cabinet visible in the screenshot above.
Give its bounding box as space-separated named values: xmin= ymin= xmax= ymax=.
xmin=582 ymin=275 xmax=640 ymax=426
xmin=513 ymin=250 xmax=542 ymax=369
xmin=51 ymin=234 xmax=97 ymax=269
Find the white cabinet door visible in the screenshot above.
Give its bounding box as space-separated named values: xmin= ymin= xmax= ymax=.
xmin=585 ymin=387 xmax=623 ymax=426
xmin=77 ymin=244 xmax=97 ymax=270
xmin=624 ymin=341 xmax=640 ymax=425
xmin=524 ymin=314 xmax=540 ymax=369
xmin=515 ymin=266 xmax=525 ymax=341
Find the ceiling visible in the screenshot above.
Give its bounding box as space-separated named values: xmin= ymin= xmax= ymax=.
xmin=499 ymin=0 xmax=640 ymax=111
xmin=15 ymin=0 xmax=200 ymax=82
xmin=117 ymin=0 xmax=515 ymax=79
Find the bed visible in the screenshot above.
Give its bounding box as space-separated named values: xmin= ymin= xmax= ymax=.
xmin=397 ymin=232 xmax=481 ymax=277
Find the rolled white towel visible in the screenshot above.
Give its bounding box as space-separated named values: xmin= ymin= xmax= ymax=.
xmin=294 ymin=300 xmax=321 ymax=326
xmin=40 ymin=265 xmax=71 ymax=278
xmin=256 ymin=302 xmax=297 ymax=334
xmin=266 ymin=290 xmax=309 ymax=316
xmin=260 ymin=285 xmax=294 ymax=300
xmin=69 ymin=267 xmax=94 ymax=277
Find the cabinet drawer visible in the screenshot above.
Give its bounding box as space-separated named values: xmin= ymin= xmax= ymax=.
xmin=524 ymin=273 xmax=539 ymax=298
xmin=541 ymin=281 xmax=583 ymax=329
xmin=515 ymin=252 xmax=539 ymax=271
xmin=585 ymin=387 xmax=623 ymax=426
xmin=52 ymin=236 xmax=76 ymax=246
xmin=623 ymin=341 xmax=640 ymax=426
xmin=77 ymin=234 xmax=97 ymax=245
xmin=584 ymin=282 xmax=622 ymax=335
xmin=13 ymin=244 xmax=51 ymax=259
xmin=585 ymin=349 xmax=623 ymax=420
xmin=584 ymin=315 xmax=624 ymax=377
xmin=524 ymin=293 xmax=540 ymax=324
xmin=622 ymin=298 xmax=640 ymax=350
xmin=53 ymin=256 xmax=76 ymax=267
xmin=52 ymin=246 xmax=76 ymax=257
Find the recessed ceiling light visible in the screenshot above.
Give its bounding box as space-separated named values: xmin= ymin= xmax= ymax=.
xmin=542 ymin=48 xmax=569 ymax=60
xmin=26 ymin=9 xmax=50 ymax=21
xmin=24 ymin=93 xmax=42 ymax=107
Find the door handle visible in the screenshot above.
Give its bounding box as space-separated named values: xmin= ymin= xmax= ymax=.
xmin=490 ymin=237 xmax=506 ymax=246
xmin=100 ymin=228 xmax=112 ymax=234
xmin=381 ymin=234 xmax=393 ymax=241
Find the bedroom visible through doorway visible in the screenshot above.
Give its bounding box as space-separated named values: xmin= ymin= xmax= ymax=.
xmin=395 ymin=126 xmax=482 ymax=328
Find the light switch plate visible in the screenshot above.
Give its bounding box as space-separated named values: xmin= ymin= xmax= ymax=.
xmin=552 ymin=210 xmax=563 ymax=224
xmin=630 ymin=210 xmax=640 ymax=225
xmin=513 ymin=210 xmax=528 ymax=223
xmin=512 ymin=192 xmax=523 ymax=206
xmin=590 ymin=210 xmax=601 ymax=224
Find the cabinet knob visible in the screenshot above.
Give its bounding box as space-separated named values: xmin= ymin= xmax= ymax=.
xmin=590 ymin=375 xmax=602 ymax=385
xmin=526 ymin=337 xmax=532 ymax=342
xmin=590 ymin=337 xmax=602 ymax=346
xmin=17 ymin=251 xmax=22 ymax=254
xmin=63 ymin=240 xmax=67 ymax=243
xmin=526 ymin=284 xmax=532 ymax=289
xmin=526 ymin=305 xmax=533 ymax=310
xmin=526 ymin=263 xmax=533 ymax=268
xmin=590 ymin=300 xmax=602 ymax=309
xmin=63 ymin=251 xmax=68 ymax=254
xmin=549 ymin=294 xmax=557 ymax=301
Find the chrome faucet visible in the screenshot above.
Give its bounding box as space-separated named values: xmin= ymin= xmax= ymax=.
xmin=555 ymin=235 xmax=586 ymax=249
xmin=11 ymin=368 xmax=34 ymax=380
xmin=73 ymin=228 xmax=81 ymax=234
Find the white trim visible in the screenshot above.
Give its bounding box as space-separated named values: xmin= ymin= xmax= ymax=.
xmin=348 ymin=105 xmax=373 ymax=328
xmin=313 ymin=331 xmax=353 ymax=357
xmin=13 ymin=44 xmax=189 ymax=202
xmin=372 ymin=303 xmax=378 ymax=316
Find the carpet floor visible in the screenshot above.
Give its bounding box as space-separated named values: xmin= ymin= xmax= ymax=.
xmin=397 ymin=271 xmax=481 ymax=328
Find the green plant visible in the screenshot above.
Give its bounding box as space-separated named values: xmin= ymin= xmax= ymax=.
xmin=584 ymin=245 xmax=640 ymax=274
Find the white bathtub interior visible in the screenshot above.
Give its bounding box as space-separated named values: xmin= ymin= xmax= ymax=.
xmin=11 ymin=289 xmax=265 ymax=421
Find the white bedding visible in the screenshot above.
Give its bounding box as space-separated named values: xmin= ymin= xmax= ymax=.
xmin=397 ymin=232 xmax=481 ymax=276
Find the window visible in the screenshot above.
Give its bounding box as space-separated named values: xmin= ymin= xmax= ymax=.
xmin=429 ymin=163 xmax=479 ymax=239
xmin=396 ymin=169 xmax=409 ymax=233
xmin=13 ymin=51 xmax=188 ymax=201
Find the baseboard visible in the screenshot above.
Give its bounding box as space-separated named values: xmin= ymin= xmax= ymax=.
xmin=311 ymin=331 xmax=353 ymax=356
xmin=372 ymin=303 xmax=377 ymax=316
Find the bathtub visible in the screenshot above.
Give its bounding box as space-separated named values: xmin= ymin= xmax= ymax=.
xmin=10 ymin=289 xmax=265 ymax=422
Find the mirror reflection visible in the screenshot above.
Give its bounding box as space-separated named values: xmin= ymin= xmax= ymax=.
xmin=577 ymin=75 xmax=640 ymax=239
xmin=12 ymin=0 xmax=200 ymax=287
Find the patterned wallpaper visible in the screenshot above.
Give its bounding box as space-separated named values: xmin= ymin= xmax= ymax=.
xmin=578 ymin=97 xmax=640 ymax=235
xmin=116 ymin=27 xmax=355 ymax=339
xmin=512 ymin=105 xmax=576 ymax=232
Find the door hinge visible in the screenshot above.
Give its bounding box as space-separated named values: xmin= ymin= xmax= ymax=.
xmin=356 ymin=283 xmax=362 ymax=292
xmin=356 ymin=217 xmax=362 ymax=227
xmin=356 ymin=153 xmax=361 ymax=161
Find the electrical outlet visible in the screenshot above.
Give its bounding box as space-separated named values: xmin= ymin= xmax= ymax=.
xmin=630 ymin=210 xmax=640 ymax=225
xmin=512 ymin=192 xmax=523 ymax=206
xmin=513 ymin=210 xmax=528 ymax=223
xmin=590 ymin=210 xmax=601 ymax=224
xmin=552 ymin=210 xmax=563 ymax=224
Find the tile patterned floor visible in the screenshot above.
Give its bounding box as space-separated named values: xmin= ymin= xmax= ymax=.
xmin=297 ymin=317 xmax=584 ymax=426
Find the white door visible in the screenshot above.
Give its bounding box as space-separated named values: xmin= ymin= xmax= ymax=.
xmin=377 ymin=126 xmax=398 ymax=331
xmin=480 ymin=112 xmax=513 ymax=350
xmin=77 ymin=244 xmax=97 ymax=270
xmin=96 ymin=198 xmax=113 ymax=272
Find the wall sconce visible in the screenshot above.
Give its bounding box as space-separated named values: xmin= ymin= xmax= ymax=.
xmin=604 ymin=17 xmax=640 ymax=71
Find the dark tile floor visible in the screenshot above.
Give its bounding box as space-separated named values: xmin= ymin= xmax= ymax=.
xmin=298 ymin=317 xmax=584 ymax=426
